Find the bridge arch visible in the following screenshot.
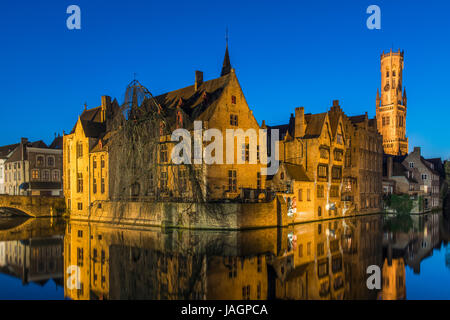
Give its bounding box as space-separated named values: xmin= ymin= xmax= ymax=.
xmin=0 ymin=195 xmax=65 ymax=218
xmin=0 ymin=206 xmax=36 ymax=217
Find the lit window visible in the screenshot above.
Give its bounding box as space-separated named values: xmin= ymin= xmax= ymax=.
xmin=32 ymin=169 xmax=39 ymax=180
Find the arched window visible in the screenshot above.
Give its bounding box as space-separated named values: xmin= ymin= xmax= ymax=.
xmin=47 ymin=156 xmax=55 ymax=167
xmin=43 ymin=170 xmax=50 ymax=181
xmin=37 ymin=156 xmax=44 ymax=167
xmin=52 ymin=170 xmax=60 ymax=182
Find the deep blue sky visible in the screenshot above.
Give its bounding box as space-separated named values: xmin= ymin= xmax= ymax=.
xmin=0 ymin=0 xmax=449 ymax=158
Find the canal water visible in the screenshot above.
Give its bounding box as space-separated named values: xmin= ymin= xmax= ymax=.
xmin=0 ymin=211 xmax=449 ymax=300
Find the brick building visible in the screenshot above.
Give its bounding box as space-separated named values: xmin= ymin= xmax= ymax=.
xmin=3 ymin=137 xmax=63 ymax=196
xmin=64 ymin=45 xmax=268 ymax=217
xmin=266 ymin=100 xmax=383 ymax=221
xmin=376 ymin=49 xmax=408 ymax=156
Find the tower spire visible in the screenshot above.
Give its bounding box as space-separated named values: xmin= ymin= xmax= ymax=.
xmin=221 ymin=28 xmax=232 ymax=76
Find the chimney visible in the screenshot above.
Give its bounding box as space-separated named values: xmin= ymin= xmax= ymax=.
xmin=101 ymin=96 xmax=111 ymax=122
xmin=195 ymin=70 xmax=203 ymax=91
xmin=387 ymin=156 xmax=393 ymax=179
xmin=295 ymin=107 xmax=305 ymax=138
xmin=413 ymin=146 xmax=421 ymax=155
xmin=21 ymin=137 xmax=28 ymax=145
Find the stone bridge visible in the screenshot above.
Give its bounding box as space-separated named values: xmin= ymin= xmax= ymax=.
xmin=0 ymin=195 xmax=66 ymax=218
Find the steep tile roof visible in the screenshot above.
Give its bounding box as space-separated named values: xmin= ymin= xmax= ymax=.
xmin=49 ymin=136 xmax=63 ymax=149
xmin=144 ymin=73 xmax=232 ymax=131
xmin=304 ymin=113 xmax=327 ymax=138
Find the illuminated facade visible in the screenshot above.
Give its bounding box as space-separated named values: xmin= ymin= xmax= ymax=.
xmin=267 ymin=100 xmax=383 ymax=220
xmin=63 ymin=47 xmax=267 ymax=219
xmin=376 ymin=49 xmax=408 ymax=156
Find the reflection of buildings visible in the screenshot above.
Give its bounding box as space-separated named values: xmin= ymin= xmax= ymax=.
xmin=64 ymin=221 xmax=286 ymax=300
xmin=380 ymin=258 xmax=405 ymax=300
xmin=273 ymin=215 xmax=382 ymax=300
xmin=0 ymin=237 xmax=64 ymax=286
xmin=67 ymin=218 xmax=380 ymax=300
xmin=381 ymin=212 xmax=442 ymax=299
xmin=64 ymin=213 xmax=448 ymax=300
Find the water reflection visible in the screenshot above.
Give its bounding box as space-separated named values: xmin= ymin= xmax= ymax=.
xmin=61 ymin=215 xmax=394 ymax=300
xmin=0 ymin=212 xmax=449 ymax=300
xmin=0 ymin=218 xmax=65 ymax=298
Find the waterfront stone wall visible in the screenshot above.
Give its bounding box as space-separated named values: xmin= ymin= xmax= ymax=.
xmin=70 ymin=195 xmax=291 ymax=230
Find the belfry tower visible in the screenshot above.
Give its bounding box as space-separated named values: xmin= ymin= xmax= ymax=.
xmin=376 ymin=49 xmax=408 ymax=155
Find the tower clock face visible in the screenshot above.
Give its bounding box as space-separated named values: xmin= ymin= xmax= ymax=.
xmin=384 ymin=84 xmax=390 ymax=92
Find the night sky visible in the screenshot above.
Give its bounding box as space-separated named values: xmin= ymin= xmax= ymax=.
xmin=1 ymin=0 xmax=449 ymax=158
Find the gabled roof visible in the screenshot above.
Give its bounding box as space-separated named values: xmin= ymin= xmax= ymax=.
xmin=267 ymin=112 xmax=328 ymax=141
xmin=79 ymin=106 xmax=102 ymax=122
xmin=151 ymin=73 xmax=232 ymax=129
xmin=70 ymin=106 xmax=103 ymax=134
xmin=304 ymin=113 xmax=327 ymax=139
xmin=0 ymin=143 xmax=19 ymax=159
xmin=328 ymin=111 xmax=341 ymax=137
xmin=420 ymin=157 xmax=441 ymax=176
xmin=30 ymin=140 xmax=48 ymax=148
xmin=79 ymin=120 xmax=106 ymax=138
xmin=4 ymin=145 xmax=24 ymax=163
xmin=425 ymin=158 xmax=445 ymax=178
xmin=267 ymin=124 xmax=292 ymax=141
xmin=49 ymin=136 xmax=63 ymax=150
xmin=391 ymin=161 xmax=418 ymax=183
xmin=4 ymin=140 xmax=56 ymax=163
